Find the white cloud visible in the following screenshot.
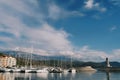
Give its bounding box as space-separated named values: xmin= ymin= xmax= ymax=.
xmin=69 ymin=11 xmax=85 ymax=17
xmin=0 ymin=0 xmax=77 ymax=59
xmin=24 ymin=24 xmax=72 ymax=51
xmin=48 ymin=3 xmax=62 ymax=20
xmin=74 ymin=46 xmax=109 ymax=62
xmin=110 ymin=26 xmax=117 ymax=32
xmin=0 ymin=15 xmax=72 ymax=51
xmin=109 ymin=49 xmax=120 ymax=61
xmin=0 ymin=0 xmax=33 ymax=16
xmin=84 ymin=0 xmax=107 ymax=12
xmin=85 ymin=0 xmax=94 ymax=9
xmin=0 ymin=0 xmax=72 ymax=51
xmin=100 ymin=8 xmax=107 ymax=12
xmin=48 ymin=3 xmax=86 ymax=19
xmin=0 ymin=36 xmax=13 ymax=43
xmin=74 ymin=47 xmax=120 ymax=62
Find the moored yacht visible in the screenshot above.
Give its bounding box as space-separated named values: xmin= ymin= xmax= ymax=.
xmin=49 ymin=67 xmax=63 ymax=73
xmin=0 ymin=68 xmax=12 ymax=72
xmin=36 ymin=68 xmax=49 ymax=73
xmin=68 ymin=68 xmax=76 ymax=73
xmin=10 ymin=68 xmax=21 ymax=72
xmin=21 ymin=68 xmax=36 ymax=73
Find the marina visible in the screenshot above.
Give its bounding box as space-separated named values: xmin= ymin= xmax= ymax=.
xmin=0 ymin=56 xmax=120 ymax=73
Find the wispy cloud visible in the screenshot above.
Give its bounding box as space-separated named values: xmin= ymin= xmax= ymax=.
xmin=48 ymin=3 xmax=62 ymax=20
xmin=48 ymin=3 xmax=85 ymax=19
xmin=110 ymin=26 xmax=117 ymax=32
xmin=68 ymin=11 xmax=85 ymax=17
xmin=0 ymin=0 xmax=34 ymax=16
xmin=111 ymin=0 xmax=120 ymax=6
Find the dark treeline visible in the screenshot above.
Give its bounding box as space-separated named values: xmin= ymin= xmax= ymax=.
xmin=0 ymin=52 xmax=6 ymax=56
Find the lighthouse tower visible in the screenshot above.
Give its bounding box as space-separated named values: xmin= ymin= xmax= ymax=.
xmin=106 ymin=58 xmax=111 ymax=67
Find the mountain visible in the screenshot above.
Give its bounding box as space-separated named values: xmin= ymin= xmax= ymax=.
xmin=0 ymin=50 xmax=71 ymax=61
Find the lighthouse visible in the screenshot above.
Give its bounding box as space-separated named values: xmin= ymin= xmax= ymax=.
xmin=106 ymin=58 xmax=111 ymax=67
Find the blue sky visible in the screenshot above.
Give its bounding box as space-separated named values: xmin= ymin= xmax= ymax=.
xmin=0 ymin=0 xmax=120 ymax=61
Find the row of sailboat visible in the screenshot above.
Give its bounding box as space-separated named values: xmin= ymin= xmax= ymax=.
xmin=0 ymin=47 xmax=97 ymax=73
xmin=5 ymin=47 xmax=77 ymax=73
xmin=0 ymin=67 xmax=77 ymax=73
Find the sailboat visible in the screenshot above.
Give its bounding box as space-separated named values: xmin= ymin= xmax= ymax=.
xmin=10 ymin=67 xmax=21 ymax=72
xmin=21 ymin=47 xmax=36 ymax=73
xmin=68 ymin=55 xmax=76 ymax=73
xmin=36 ymin=67 xmax=49 ymax=73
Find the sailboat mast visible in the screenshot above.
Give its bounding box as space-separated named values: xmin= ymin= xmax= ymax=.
xmin=70 ymin=54 xmax=73 ymax=68
xmin=30 ymin=46 xmax=33 ymax=68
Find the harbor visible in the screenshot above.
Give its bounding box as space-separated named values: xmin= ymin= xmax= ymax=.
xmin=0 ymin=52 xmax=120 ymax=73
xmin=1 ymin=0 xmax=120 ymax=80
xmin=0 ymin=52 xmax=97 ymax=73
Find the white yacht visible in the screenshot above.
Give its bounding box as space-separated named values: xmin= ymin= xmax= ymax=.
xmin=11 ymin=68 xmax=21 ymax=72
xmin=68 ymin=68 xmax=76 ymax=73
xmin=1 ymin=68 xmax=12 ymax=72
xmin=63 ymin=69 xmax=69 ymax=73
xmin=49 ymin=67 xmax=63 ymax=73
xmin=36 ymin=68 xmax=49 ymax=73
xmin=22 ymin=68 xmax=37 ymax=73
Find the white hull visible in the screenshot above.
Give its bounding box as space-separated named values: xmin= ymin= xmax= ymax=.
xmin=24 ymin=69 xmax=36 ymax=73
xmin=63 ymin=69 xmax=69 ymax=73
xmin=36 ymin=70 xmax=48 ymax=73
xmin=11 ymin=69 xmax=21 ymax=72
xmin=36 ymin=68 xmax=48 ymax=73
xmin=68 ymin=68 xmax=76 ymax=73
xmin=0 ymin=68 xmax=12 ymax=72
xmin=3 ymin=69 xmax=12 ymax=72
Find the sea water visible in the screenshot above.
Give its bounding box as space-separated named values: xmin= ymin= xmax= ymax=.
xmin=0 ymin=71 xmax=120 ymax=80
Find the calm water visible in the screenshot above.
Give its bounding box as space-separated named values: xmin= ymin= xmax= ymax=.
xmin=0 ymin=71 xmax=120 ymax=80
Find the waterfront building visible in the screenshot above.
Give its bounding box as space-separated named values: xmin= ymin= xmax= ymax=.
xmin=0 ymin=56 xmax=16 ymax=68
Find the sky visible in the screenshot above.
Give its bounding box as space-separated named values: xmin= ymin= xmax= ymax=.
xmin=0 ymin=0 xmax=120 ymax=62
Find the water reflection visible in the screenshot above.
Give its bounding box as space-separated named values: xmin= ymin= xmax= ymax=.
xmin=37 ymin=73 xmax=48 ymax=79
xmin=0 ymin=71 xmax=120 ymax=80
xmin=0 ymin=73 xmax=14 ymax=80
xmin=0 ymin=72 xmax=95 ymax=80
xmin=106 ymin=72 xmax=110 ymax=80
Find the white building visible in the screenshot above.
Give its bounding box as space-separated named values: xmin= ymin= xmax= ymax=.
xmin=0 ymin=56 xmax=16 ymax=68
